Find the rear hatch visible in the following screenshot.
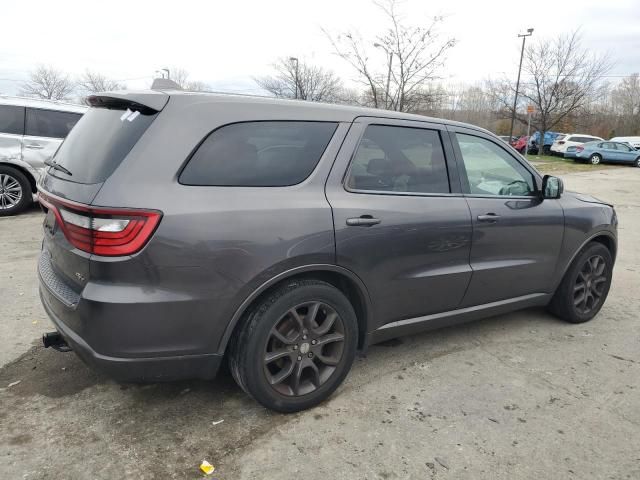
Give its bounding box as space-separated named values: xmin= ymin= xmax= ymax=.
xmin=39 ymin=93 xmax=167 ymax=299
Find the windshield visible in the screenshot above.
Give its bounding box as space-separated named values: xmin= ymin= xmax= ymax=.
xmin=50 ymin=106 xmax=158 ymax=184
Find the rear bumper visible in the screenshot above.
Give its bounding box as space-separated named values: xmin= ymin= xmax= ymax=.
xmin=38 ymin=256 xmax=224 ymax=382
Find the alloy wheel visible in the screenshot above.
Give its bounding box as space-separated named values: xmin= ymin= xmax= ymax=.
xmin=264 ymin=301 xmax=345 ymax=396
xmin=0 ymin=173 xmax=23 ymax=210
xmin=590 ymin=154 xmax=601 ymax=165
xmin=573 ymin=254 xmax=607 ymax=315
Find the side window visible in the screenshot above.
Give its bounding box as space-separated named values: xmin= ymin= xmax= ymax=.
xmin=346 ymin=125 xmax=450 ymax=194
xmin=602 ymin=142 xmax=615 ymax=150
xmin=615 ymin=143 xmax=631 ymax=152
xmin=25 ymin=109 xmax=82 ymax=139
xmin=456 ymin=133 xmax=535 ymax=197
xmin=0 ymin=105 xmax=25 ymax=135
xmin=180 ymin=121 xmax=337 ymax=186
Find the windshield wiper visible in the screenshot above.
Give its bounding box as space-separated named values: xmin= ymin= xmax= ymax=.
xmin=44 ymin=160 xmax=72 ymax=177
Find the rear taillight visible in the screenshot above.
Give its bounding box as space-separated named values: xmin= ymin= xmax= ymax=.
xmin=576 ymin=146 xmax=584 ymax=152
xmin=38 ymin=191 xmax=162 ymax=257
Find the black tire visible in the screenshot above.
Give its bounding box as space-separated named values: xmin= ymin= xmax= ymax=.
xmin=229 ymin=279 xmax=358 ymax=412
xmin=634 ymin=157 xmax=640 ymax=168
xmin=548 ymin=242 xmax=613 ymax=323
xmin=589 ymin=153 xmax=602 ymax=165
xmin=0 ymin=165 xmax=32 ymax=216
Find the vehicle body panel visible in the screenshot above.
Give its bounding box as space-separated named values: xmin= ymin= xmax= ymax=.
xmin=447 ymin=125 xmax=565 ymax=305
xmin=325 ymin=118 xmax=473 ymax=330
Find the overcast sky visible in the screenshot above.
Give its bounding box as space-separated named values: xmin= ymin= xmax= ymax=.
xmin=1 ymin=0 xmax=638 ymax=97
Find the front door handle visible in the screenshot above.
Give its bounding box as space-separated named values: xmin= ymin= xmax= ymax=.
xmin=346 ymin=216 xmax=381 ymax=227
xmin=477 ymin=213 xmax=500 ymax=223
xmin=25 ymin=143 xmax=44 ymax=149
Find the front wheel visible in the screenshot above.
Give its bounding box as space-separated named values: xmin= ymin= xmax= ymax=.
xmin=229 ymin=279 xmax=358 ymax=412
xmin=590 ymin=153 xmax=602 ymax=165
xmin=548 ymin=242 xmax=613 ymax=323
xmin=634 ymin=157 xmax=640 ymax=167
xmin=0 ymin=166 xmax=32 ymax=216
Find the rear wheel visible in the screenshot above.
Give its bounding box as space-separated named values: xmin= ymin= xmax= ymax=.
xmin=634 ymin=157 xmax=640 ymax=167
xmin=589 ymin=153 xmax=602 ymax=165
xmin=229 ymin=279 xmax=358 ymax=412
xmin=548 ymin=242 xmax=613 ymax=323
xmin=0 ymin=166 xmax=31 ymax=216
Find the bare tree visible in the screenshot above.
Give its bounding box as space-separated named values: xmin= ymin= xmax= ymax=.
xmin=167 ymin=68 xmax=210 ymax=91
xmin=611 ymin=73 xmax=640 ymax=134
xmin=78 ymin=70 xmax=124 ymax=94
xmin=324 ymin=0 xmax=456 ymax=112
xmin=255 ymin=58 xmax=343 ymax=102
xmin=20 ymin=65 xmax=76 ymax=100
xmin=488 ymin=31 xmax=612 ymax=148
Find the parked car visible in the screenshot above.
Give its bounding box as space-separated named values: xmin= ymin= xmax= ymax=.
xmin=529 ymin=131 xmax=565 ymax=155
xmin=0 ymin=96 xmax=86 ymax=215
xmin=551 ymin=133 xmax=604 ymax=156
xmin=512 ymin=135 xmax=529 ymax=154
xmin=38 ymin=91 xmax=618 ymax=412
xmin=609 ymin=136 xmax=640 ymax=150
xmin=498 ymin=135 xmax=517 ymax=144
xmin=566 ymin=141 xmax=640 ymax=166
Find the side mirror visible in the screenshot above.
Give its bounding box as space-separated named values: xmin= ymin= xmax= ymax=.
xmin=542 ymin=175 xmax=563 ymax=199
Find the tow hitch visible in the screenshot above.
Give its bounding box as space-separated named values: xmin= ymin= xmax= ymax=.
xmin=42 ymin=331 xmax=72 ymax=352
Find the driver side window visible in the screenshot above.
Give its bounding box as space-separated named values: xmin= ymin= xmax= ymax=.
xmin=456 ymin=133 xmax=535 ymax=196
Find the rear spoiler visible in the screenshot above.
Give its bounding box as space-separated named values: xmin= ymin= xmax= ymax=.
xmin=87 ymin=90 xmax=170 ymax=113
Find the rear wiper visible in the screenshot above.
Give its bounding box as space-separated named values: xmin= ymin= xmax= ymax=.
xmin=44 ymin=160 xmax=72 ymax=177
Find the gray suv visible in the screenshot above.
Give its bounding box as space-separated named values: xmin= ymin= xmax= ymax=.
xmin=0 ymin=96 xmax=85 ymax=215
xmin=38 ymin=91 xmax=617 ymax=412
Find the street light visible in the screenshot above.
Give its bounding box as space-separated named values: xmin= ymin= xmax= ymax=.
xmin=289 ymin=57 xmax=299 ymax=99
xmin=374 ymin=43 xmax=393 ymax=110
xmin=509 ymin=28 xmax=534 ymax=142
xmin=161 ymin=68 xmax=170 ymax=80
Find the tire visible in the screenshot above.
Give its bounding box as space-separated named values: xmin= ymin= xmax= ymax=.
xmin=229 ymin=279 xmax=358 ymax=412
xmin=634 ymin=157 xmax=640 ymax=168
xmin=589 ymin=153 xmax=602 ymax=165
xmin=0 ymin=165 xmax=32 ymax=216
xmin=548 ymin=242 xmax=613 ymax=323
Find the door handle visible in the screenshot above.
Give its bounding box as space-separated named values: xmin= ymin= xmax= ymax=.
xmin=477 ymin=213 xmax=500 ymax=223
xmin=346 ymin=216 xmax=381 ymax=227
xmin=25 ymin=144 xmax=44 ymax=149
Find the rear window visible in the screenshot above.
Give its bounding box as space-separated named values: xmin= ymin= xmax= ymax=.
xmin=26 ymin=108 xmax=82 ymax=138
xmin=180 ymin=121 xmax=338 ymax=187
xmin=50 ymin=106 xmax=157 ymax=184
xmin=0 ymin=105 xmax=25 ymax=135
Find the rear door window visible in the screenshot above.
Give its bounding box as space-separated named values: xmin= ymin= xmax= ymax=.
xmin=50 ymin=106 xmax=157 ymax=184
xmin=346 ymin=125 xmax=450 ymax=194
xmin=25 ymin=108 xmax=82 ymax=138
xmin=180 ymin=121 xmax=338 ymax=186
xmin=0 ymin=105 xmax=25 ymax=135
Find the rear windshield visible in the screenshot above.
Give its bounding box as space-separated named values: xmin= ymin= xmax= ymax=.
xmin=179 ymin=121 xmax=338 ymax=187
xmin=50 ymin=106 xmax=157 ymax=184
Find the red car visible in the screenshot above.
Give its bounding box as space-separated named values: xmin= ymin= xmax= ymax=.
xmin=511 ymin=135 xmax=529 ymax=154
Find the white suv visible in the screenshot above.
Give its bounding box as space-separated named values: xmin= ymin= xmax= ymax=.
xmin=551 ymin=133 xmax=604 ymax=156
xmin=0 ymin=96 xmax=86 ymax=215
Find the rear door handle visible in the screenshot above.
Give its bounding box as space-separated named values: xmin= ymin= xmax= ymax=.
xmin=25 ymin=144 xmax=44 ymax=149
xmin=477 ymin=213 xmax=500 ymax=223
xmin=346 ymin=216 xmax=381 ymax=227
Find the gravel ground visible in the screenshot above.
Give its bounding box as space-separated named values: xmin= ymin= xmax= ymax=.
xmin=1 ymin=167 xmax=639 ymax=479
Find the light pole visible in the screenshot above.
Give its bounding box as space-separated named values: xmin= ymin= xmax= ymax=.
xmin=289 ymin=57 xmax=299 ymax=99
xmin=509 ymin=28 xmax=534 ymax=142
xmin=161 ymin=68 xmax=170 ymax=80
xmin=374 ymin=43 xmax=393 ymax=110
